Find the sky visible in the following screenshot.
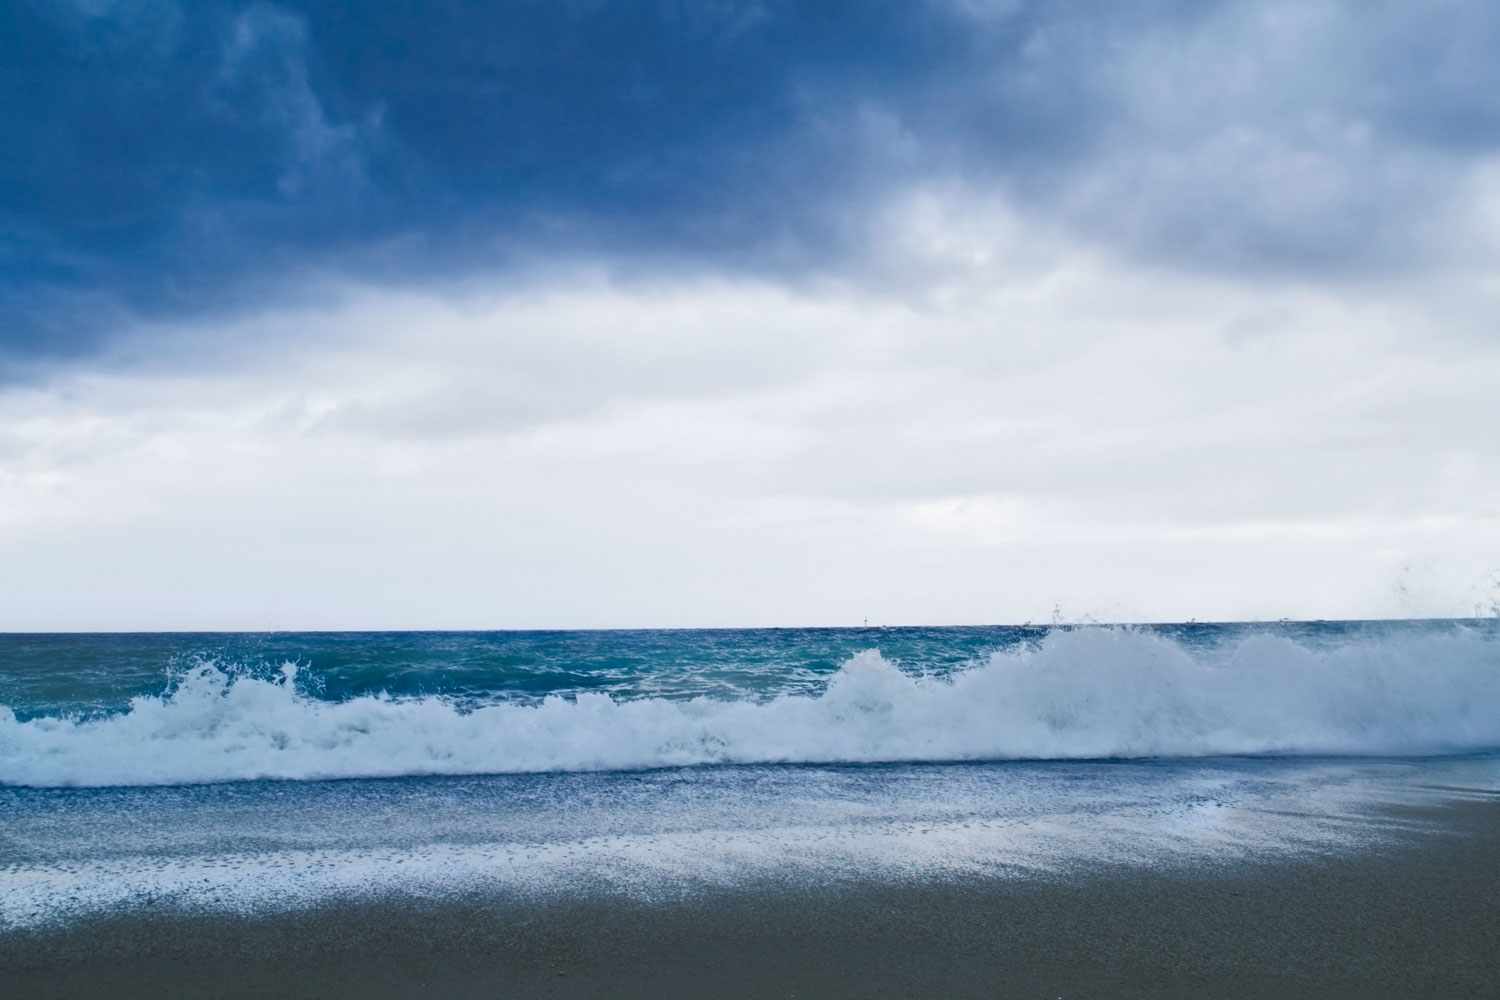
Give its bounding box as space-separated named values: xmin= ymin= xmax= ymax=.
xmin=2 ymin=0 xmax=1499 ymax=630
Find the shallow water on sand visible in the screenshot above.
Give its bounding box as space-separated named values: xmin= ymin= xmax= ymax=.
xmin=4 ymin=754 xmax=1497 ymax=930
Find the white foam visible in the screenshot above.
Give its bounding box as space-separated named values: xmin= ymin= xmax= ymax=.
xmin=2 ymin=626 xmax=1498 ymax=787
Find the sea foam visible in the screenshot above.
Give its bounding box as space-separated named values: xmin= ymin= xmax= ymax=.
xmin=2 ymin=626 xmax=1498 ymax=787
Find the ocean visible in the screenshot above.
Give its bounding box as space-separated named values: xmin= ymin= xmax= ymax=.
xmin=3 ymin=619 xmax=1499 ymax=933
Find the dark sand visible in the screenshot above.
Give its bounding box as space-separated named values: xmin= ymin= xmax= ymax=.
xmin=3 ymin=797 xmax=1497 ymax=999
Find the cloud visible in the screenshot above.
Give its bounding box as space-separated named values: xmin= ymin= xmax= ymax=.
xmin=1042 ymin=0 xmax=1500 ymax=276
xmin=4 ymin=3 xmax=1498 ymax=627
xmin=6 ymin=1 xmax=1500 ymax=372
xmin=3 ymin=191 xmax=1496 ymax=628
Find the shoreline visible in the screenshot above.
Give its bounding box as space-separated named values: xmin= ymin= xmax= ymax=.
xmin=4 ymin=795 xmax=1497 ymax=999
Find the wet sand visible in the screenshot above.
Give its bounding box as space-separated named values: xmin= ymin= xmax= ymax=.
xmin=3 ymin=797 xmax=1497 ymax=999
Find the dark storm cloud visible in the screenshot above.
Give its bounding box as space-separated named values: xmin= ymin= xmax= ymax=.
xmin=3 ymin=0 xmax=1499 ymax=367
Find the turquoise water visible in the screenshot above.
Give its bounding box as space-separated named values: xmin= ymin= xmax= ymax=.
xmin=0 ymin=626 xmax=1032 ymax=719
xmin=2 ymin=620 xmax=1499 ymax=786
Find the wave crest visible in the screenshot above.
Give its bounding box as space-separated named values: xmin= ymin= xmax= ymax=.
xmin=3 ymin=627 xmax=1498 ymax=787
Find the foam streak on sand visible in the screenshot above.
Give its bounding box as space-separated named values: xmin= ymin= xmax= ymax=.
xmin=3 ymin=625 xmax=1498 ymax=787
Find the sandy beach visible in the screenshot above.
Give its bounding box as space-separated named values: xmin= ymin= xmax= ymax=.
xmin=4 ymin=793 xmax=1496 ymax=1000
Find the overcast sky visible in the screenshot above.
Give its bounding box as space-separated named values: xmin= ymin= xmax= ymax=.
xmin=3 ymin=0 xmax=1499 ymax=629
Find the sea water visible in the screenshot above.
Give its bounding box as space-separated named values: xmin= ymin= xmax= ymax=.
xmin=3 ymin=621 xmax=1499 ymax=928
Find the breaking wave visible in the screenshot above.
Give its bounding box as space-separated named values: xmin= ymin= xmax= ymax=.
xmin=3 ymin=627 xmax=1498 ymax=787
